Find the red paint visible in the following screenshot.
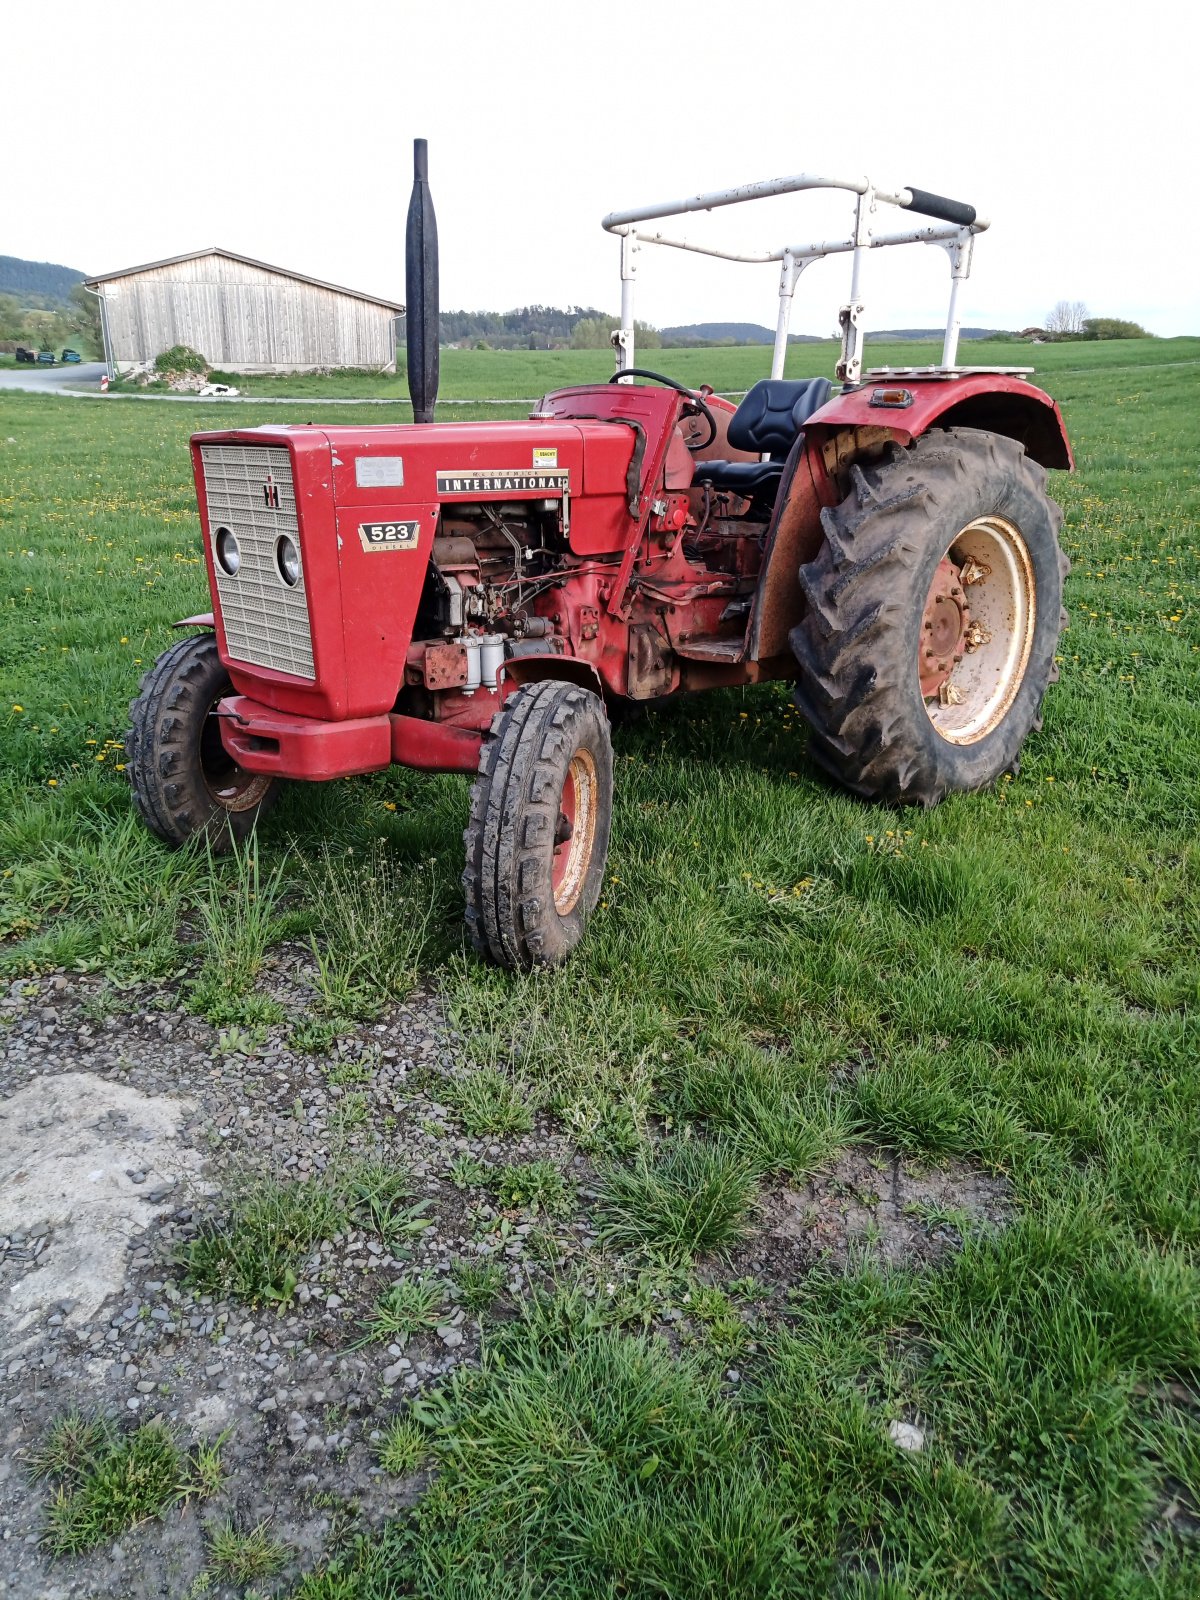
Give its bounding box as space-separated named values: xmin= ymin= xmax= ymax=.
xmin=192 ymin=370 xmax=1071 ymax=788
xmin=552 ymin=764 xmax=577 ymax=895
xmin=217 ymin=695 xmax=391 ymax=779
xmin=805 ymin=373 xmax=1073 ymax=470
xmin=389 ymin=714 xmax=483 ymax=772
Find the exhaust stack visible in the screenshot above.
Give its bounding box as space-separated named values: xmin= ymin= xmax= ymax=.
xmin=405 ymin=138 xmax=440 ymax=424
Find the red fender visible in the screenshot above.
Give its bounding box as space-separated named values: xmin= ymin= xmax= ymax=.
xmin=805 ymin=373 xmax=1073 ymax=471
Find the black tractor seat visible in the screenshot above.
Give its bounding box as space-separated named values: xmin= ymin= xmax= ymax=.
xmin=692 ymin=377 xmax=832 ymax=498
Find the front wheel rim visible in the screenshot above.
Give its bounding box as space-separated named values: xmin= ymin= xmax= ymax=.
xmin=198 ymin=700 xmax=272 ymax=813
xmin=922 ymin=514 xmax=1036 ymax=745
xmin=552 ymin=750 xmax=598 ymax=916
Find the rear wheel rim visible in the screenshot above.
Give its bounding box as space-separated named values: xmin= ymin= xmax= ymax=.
xmin=922 ymin=514 xmax=1036 ymax=745
xmin=552 ymin=749 xmax=598 ymax=916
xmin=198 ymin=700 xmax=272 ymax=813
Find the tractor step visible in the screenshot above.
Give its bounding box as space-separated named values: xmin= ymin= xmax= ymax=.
xmin=674 ymin=635 xmax=745 ymax=663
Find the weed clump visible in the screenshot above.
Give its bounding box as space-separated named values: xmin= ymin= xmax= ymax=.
xmin=207 ymin=1517 xmax=288 ymax=1583
xmin=376 ymin=1418 xmax=430 ymax=1476
xmin=493 ymin=1158 xmax=572 ymax=1216
xmin=597 ymin=1138 xmax=759 ymax=1263
xmin=356 ymin=1277 xmax=445 ymax=1345
xmin=182 ymin=1154 xmax=427 ymax=1306
xmin=452 ymin=1258 xmax=504 ymax=1313
xmin=30 ymin=1413 xmax=223 ymax=1555
xmin=444 ymin=1067 xmax=533 ymax=1137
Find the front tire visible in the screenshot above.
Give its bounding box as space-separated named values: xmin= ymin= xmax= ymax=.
xmin=791 ymin=428 xmax=1069 ymax=806
xmin=463 ymin=680 xmax=613 ymax=969
xmin=125 ymin=633 xmax=277 ymax=851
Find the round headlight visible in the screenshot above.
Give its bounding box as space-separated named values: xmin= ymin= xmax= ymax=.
xmin=214 ymin=527 xmax=240 ymax=576
xmin=276 ymin=534 xmax=301 ymax=587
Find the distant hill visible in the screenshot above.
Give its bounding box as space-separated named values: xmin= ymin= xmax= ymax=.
xmin=662 ymin=322 xmax=829 ymax=347
xmin=0 ymin=255 xmax=86 ymax=308
xmin=866 ymin=327 xmax=1008 ymax=341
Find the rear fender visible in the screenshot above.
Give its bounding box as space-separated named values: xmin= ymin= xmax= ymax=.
xmin=805 ymin=374 xmax=1073 ymax=472
xmin=749 ymin=376 xmax=1072 ymax=662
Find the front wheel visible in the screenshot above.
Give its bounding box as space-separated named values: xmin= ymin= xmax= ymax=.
xmin=125 ymin=633 xmax=277 ymax=851
xmin=463 ymin=680 xmax=613 ymax=968
xmin=791 ymin=428 xmax=1069 ymax=806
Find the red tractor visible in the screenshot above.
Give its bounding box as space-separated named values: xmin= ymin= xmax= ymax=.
xmin=128 ymin=143 xmax=1071 ymax=969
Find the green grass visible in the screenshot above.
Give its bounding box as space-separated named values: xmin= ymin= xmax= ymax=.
xmin=2 ymin=341 xmax=1199 ymax=1594
xmin=184 ymin=335 xmax=1200 ymax=402
xmin=355 ymin=1278 xmax=445 ymax=1345
xmin=30 ymin=1413 xmax=224 ymax=1555
xmin=375 ymin=1418 xmax=430 ymax=1477
xmin=451 ymin=1258 xmax=504 ymax=1314
xmin=207 ymin=1517 xmax=289 ymax=1583
xmin=596 ymin=1139 xmax=759 ymax=1264
xmin=183 ymin=1158 xmax=431 ymax=1306
xmin=443 ymin=1066 xmax=535 ymax=1138
xmin=492 ymin=1158 xmax=572 ymax=1217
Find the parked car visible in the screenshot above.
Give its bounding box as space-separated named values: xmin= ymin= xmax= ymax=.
xmin=36 ymin=351 xmax=55 ymax=365
xmin=61 ymin=349 xmax=82 ymax=364
xmin=14 ymin=347 xmax=35 ymax=363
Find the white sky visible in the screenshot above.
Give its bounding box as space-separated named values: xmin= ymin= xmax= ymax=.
xmin=6 ymin=0 xmax=1197 ymax=336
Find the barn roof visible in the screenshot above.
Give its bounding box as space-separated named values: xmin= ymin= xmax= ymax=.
xmin=83 ymin=247 xmax=405 ymax=313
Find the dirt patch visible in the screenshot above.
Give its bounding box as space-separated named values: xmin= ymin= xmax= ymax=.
xmin=733 ymin=1146 xmax=1011 ymax=1285
xmin=0 ymin=1074 xmax=205 ymax=1352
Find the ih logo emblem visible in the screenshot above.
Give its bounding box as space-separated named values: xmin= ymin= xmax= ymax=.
xmin=263 ymin=474 xmax=281 ymax=509
xmin=359 ymin=520 xmax=420 ymax=553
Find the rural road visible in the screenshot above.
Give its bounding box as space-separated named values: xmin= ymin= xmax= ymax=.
xmin=0 ymin=360 xmax=107 ymax=392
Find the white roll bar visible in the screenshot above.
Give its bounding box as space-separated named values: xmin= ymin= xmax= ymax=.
xmin=601 ymin=171 xmax=990 ymax=383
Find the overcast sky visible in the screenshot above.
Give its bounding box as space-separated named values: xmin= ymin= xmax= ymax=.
xmin=6 ymin=0 xmax=1197 ymax=337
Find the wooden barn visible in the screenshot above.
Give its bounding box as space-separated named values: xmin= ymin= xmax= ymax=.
xmin=84 ymin=248 xmax=404 ymax=374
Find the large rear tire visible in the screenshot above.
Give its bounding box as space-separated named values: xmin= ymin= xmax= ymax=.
xmin=791 ymin=428 xmax=1068 ymax=806
xmin=463 ymin=680 xmax=613 ymax=969
xmin=125 ymin=633 xmax=277 ymax=851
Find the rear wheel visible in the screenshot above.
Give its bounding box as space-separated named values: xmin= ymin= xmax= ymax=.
xmin=463 ymin=680 xmax=613 ymax=968
xmin=125 ymin=633 xmax=277 ymax=851
xmin=791 ymin=428 xmax=1068 ymax=806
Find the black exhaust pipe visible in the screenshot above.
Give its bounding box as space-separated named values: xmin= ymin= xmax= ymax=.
xmin=405 ymin=138 xmax=439 ymax=424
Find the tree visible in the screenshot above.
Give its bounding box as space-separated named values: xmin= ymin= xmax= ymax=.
xmin=1046 ymin=299 xmax=1088 ymax=336
xmin=570 ymin=315 xmax=660 ymax=350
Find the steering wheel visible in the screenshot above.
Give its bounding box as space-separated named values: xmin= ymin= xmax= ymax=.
xmin=608 ymin=367 xmax=717 ymax=452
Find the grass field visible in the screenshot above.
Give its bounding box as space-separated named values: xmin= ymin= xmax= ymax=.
xmin=1 ymin=341 xmax=1198 ymax=1596
xmin=205 ymin=335 xmax=1200 ymax=402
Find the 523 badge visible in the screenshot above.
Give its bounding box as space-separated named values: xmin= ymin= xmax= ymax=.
xmin=359 ymin=520 xmax=420 ymax=553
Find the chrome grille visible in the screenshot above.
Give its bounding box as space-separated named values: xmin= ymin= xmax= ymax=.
xmin=200 ymin=444 xmax=315 ymax=680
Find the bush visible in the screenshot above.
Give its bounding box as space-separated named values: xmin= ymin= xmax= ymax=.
xmin=1081 ymin=317 xmax=1150 ymax=340
xmin=154 ymin=344 xmax=207 ymax=374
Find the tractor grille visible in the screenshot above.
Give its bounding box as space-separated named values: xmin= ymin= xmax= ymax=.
xmin=199 ymin=444 xmax=315 ymax=680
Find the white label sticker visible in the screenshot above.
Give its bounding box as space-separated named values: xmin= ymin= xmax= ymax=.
xmin=532 ymin=446 xmax=558 ymax=468
xmin=355 ymin=455 xmax=405 ymax=488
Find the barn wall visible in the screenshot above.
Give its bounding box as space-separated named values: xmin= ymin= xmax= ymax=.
xmin=98 ymin=256 xmax=398 ymax=371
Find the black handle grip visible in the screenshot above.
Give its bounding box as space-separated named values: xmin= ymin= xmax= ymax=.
xmin=904 ymin=186 xmax=976 ymax=227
